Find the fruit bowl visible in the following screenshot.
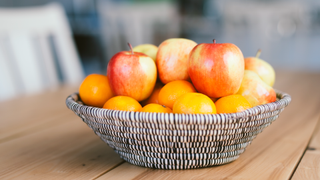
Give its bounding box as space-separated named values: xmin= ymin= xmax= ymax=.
xmin=66 ymin=90 xmax=291 ymax=169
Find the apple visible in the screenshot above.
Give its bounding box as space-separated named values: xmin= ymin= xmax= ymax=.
xmin=188 ymin=39 xmax=244 ymax=98
xmin=156 ymin=38 xmax=197 ymax=84
xmin=132 ymin=44 xmax=158 ymax=62
xmin=237 ymin=70 xmax=276 ymax=107
xmin=107 ymin=43 xmax=157 ymax=101
xmin=245 ymin=49 xmax=276 ymax=86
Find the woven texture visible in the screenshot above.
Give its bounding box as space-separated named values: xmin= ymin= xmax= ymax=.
xmin=66 ymin=91 xmax=291 ymax=169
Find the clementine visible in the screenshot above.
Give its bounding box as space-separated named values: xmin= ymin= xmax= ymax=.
xmin=140 ymin=82 xmax=163 ymax=106
xmin=158 ymin=80 xmax=196 ymax=109
xmin=79 ymin=74 xmax=114 ymax=107
xmin=215 ymin=94 xmax=251 ymax=114
xmin=103 ymin=96 xmax=142 ymax=111
xmin=173 ymin=93 xmax=216 ymax=114
xmin=140 ymin=103 xmax=172 ymax=113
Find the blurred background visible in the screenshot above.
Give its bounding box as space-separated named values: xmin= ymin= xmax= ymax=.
xmin=0 ymin=0 xmax=320 ymax=101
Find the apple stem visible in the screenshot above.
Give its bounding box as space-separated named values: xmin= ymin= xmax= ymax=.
xmin=128 ymin=43 xmax=134 ymax=55
xmin=213 ymin=39 xmax=216 ymax=44
xmin=256 ymin=49 xmax=261 ymax=58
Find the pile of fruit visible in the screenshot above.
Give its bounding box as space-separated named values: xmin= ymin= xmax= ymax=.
xmin=79 ymin=38 xmax=276 ymax=114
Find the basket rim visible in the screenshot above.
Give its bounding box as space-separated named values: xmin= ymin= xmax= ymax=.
xmin=66 ymin=90 xmax=291 ymax=126
xmin=66 ymin=89 xmax=291 ymax=118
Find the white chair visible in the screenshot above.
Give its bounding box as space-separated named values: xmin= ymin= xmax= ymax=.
xmin=0 ymin=3 xmax=84 ymax=101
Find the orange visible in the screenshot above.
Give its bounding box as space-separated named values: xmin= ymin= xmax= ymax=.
xmin=215 ymin=94 xmax=252 ymax=114
xmin=173 ymin=93 xmax=216 ymax=114
xmin=103 ymin=96 xmax=142 ymax=111
xmin=79 ymin=74 xmax=114 ymax=107
xmin=158 ymin=80 xmax=196 ymax=109
xmin=140 ymin=82 xmax=163 ymax=106
xmin=140 ymin=103 xmax=172 ymax=113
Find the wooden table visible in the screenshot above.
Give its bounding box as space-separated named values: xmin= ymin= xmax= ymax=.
xmin=1 ymin=71 xmax=320 ymax=180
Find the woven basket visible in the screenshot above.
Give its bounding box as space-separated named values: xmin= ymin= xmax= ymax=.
xmin=66 ymin=91 xmax=291 ymax=169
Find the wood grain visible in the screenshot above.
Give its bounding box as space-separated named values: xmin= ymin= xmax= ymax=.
xmin=96 ymin=162 xmax=150 ymax=180
xmin=309 ymin=117 xmax=320 ymax=150
xmin=0 ymin=86 xmax=78 ymax=143
xmin=291 ymin=150 xmax=320 ymax=180
xmin=103 ymin=71 xmax=320 ymax=180
xmin=291 ymin=117 xmax=320 ymax=179
xmin=0 ymin=113 xmax=123 ymax=179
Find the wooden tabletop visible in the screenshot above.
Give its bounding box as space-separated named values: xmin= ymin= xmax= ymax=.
xmin=1 ymin=71 xmax=320 ymax=180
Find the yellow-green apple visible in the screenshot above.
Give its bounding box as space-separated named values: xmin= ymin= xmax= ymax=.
xmin=237 ymin=70 xmax=276 ymax=107
xmin=156 ymin=38 xmax=197 ymax=84
xmin=245 ymin=49 xmax=275 ymax=86
xmin=188 ymin=39 xmax=244 ymax=98
xmin=132 ymin=44 xmax=158 ymax=62
xmin=107 ymin=43 xmax=157 ymax=101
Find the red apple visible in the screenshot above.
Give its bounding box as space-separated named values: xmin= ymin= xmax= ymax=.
xmin=188 ymin=39 xmax=244 ymax=98
xmin=107 ymin=43 xmax=157 ymax=101
xmin=156 ymin=38 xmax=197 ymax=84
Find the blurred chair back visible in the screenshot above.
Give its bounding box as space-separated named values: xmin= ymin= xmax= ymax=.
xmin=0 ymin=3 xmax=84 ymax=101
xmin=97 ymin=1 xmax=180 ymax=61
